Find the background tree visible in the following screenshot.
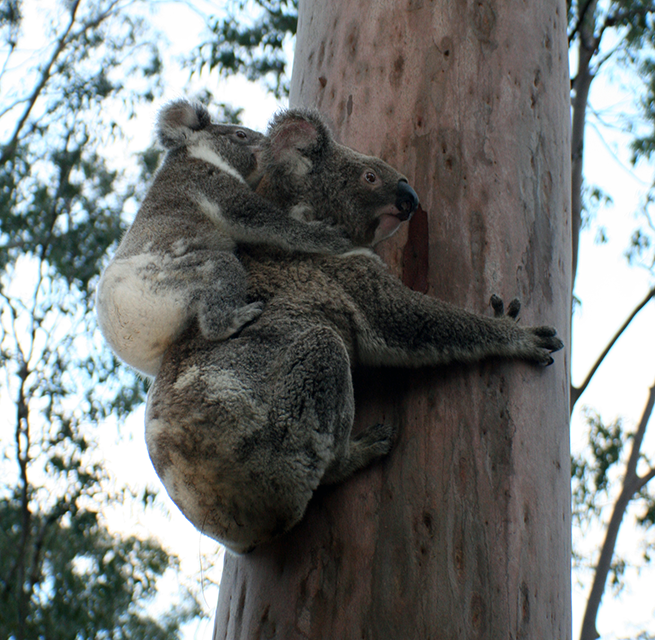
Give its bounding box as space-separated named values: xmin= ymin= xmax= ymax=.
xmin=212 ymin=0 xmax=571 ymax=637
xmin=567 ymin=0 xmax=655 ymax=637
xmin=188 ymin=0 xmax=298 ymax=98
xmin=0 ymin=0 xmax=204 ymax=637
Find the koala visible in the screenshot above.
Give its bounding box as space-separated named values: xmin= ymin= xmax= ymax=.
xmin=144 ymin=109 xmax=564 ymax=554
xmin=96 ymin=99 xmax=357 ymax=377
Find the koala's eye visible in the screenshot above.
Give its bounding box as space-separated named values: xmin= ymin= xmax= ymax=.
xmin=235 ymin=130 xmax=248 ymax=140
xmin=364 ymin=171 xmax=378 ymax=184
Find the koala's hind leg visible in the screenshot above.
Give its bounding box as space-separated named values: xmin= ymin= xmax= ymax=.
xmin=262 ymin=325 xmax=394 ymax=491
xmin=321 ymin=421 xmax=397 ymax=485
xmin=254 ymin=326 xmax=355 ymax=490
xmin=192 ymin=252 xmax=263 ymax=341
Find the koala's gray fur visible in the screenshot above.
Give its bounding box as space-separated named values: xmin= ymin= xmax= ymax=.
xmin=145 ymin=109 xmax=563 ymax=554
xmin=96 ymin=100 xmax=356 ymax=377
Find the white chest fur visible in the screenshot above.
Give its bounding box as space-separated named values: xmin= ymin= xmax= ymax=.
xmin=96 ymin=252 xmax=188 ymax=377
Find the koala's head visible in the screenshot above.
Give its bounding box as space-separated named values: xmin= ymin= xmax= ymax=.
xmin=156 ymin=99 xmax=266 ymax=184
xmin=255 ymin=109 xmax=419 ymax=246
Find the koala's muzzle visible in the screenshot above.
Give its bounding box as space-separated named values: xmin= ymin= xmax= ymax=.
xmin=396 ymin=180 xmax=419 ymax=221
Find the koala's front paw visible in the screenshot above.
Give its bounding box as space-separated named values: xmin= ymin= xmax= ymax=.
xmin=522 ymin=325 xmax=564 ymax=366
xmin=224 ymin=301 xmax=264 ymax=338
xmin=490 ymin=294 xmax=564 ymax=366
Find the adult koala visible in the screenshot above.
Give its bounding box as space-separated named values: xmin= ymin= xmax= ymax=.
xmin=145 ymin=109 xmax=563 ymax=554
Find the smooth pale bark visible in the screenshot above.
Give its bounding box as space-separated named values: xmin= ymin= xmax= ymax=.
xmin=214 ymin=0 xmax=572 ymax=638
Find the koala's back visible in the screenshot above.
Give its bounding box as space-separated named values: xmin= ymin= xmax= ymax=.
xmin=146 ymin=248 xmax=388 ymax=552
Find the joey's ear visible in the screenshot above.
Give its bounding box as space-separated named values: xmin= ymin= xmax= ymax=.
xmin=156 ymin=99 xmax=212 ymax=149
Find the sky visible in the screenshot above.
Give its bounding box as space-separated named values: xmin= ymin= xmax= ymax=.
xmin=565 ymin=45 xmax=655 ymax=639
xmin=3 ymin=1 xmax=655 ymax=638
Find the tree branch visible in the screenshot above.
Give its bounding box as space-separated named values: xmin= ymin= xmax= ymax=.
xmin=579 ymin=378 xmax=655 ymax=640
xmin=0 ymin=0 xmax=81 ymax=167
xmin=571 ymin=287 xmax=655 ymax=409
xmin=568 ymin=0 xmax=598 ymax=44
xmin=624 ymin=379 xmax=655 ymax=485
xmin=571 ymin=0 xmax=599 ymax=287
xmin=634 ymin=466 xmax=655 ymax=494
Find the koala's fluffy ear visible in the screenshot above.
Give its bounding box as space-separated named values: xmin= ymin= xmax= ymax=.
xmin=265 ymin=109 xmax=332 ymax=172
xmin=157 ymin=99 xmax=212 ymax=149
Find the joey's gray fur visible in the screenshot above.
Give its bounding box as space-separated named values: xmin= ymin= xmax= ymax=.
xmin=96 ymin=100 xmax=356 ymax=377
xmin=145 ymin=109 xmax=564 ymax=554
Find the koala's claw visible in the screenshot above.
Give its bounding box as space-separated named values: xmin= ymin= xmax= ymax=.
xmin=229 ymin=301 xmax=264 ymax=333
xmin=533 ymin=325 xmax=558 ymax=338
xmin=507 ymin=298 xmax=521 ymax=319
xmin=322 ymin=422 xmax=397 ymax=485
xmin=490 ymin=294 xmax=504 ymax=317
xmin=491 ymin=295 xmax=564 ymax=365
xmin=490 ymin=294 xmax=521 ymax=320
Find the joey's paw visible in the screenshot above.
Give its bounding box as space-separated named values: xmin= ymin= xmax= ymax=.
xmin=225 ymin=302 xmax=264 ymax=336
xmin=307 ymin=221 xmax=354 ymax=254
xmin=353 ymin=422 xmax=398 ymax=458
xmin=490 ymin=294 xmax=521 ymax=320
xmin=234 ymin=300 xmax=264 ymax=321
xmin=523 ymin=325 xmax=564 ymax=366
xmin=200 ymin=302 xmax=264 ymax=342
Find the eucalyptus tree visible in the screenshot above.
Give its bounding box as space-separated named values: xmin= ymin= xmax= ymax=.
xmin=194 ymin=1 xmax=655 ymax=638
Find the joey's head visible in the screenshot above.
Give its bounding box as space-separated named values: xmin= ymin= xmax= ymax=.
xmin=156 ymin=99 xmax=266 ymax=184
xmin=255 ymin=108 xmax=419 ymax=246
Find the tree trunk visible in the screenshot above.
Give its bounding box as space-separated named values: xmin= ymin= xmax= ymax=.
xmin=214 ymin=0 xmax=572 ymax=638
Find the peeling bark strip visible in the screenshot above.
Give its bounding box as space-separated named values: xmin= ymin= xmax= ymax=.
xmin=214 ymin=0 xmax=572 ymax=637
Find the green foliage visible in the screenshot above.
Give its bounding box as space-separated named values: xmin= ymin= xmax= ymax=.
xmin=0 ymin=0 xmax=203 ymax=637
xmin=0 ymin=0 xmax=21 ymax=46
xmin=569 ymin=0 xmax=655 ymax=279
xmin=0 ymin=0 xmax=162 ymax=290
xmin=568 ymin=0 xmax=655 ymax=63
xmin=188 ymin=0 xmax=298 ymax=98
xmin=638 ymin=491 xmax=655 ymax=528
xmin=0 ymin=498 xmax=201 ymax=639
xmin=625 ymin=190 xmax=655 ymax=271
xmin=193 ymin=87 xmax=246 ymax=124
xmin=571 ymin=411 xmax=633 ymax=592
xmin=581 ymin=185 xmax=613 ymax=243
xmin=572 ymin=409 xmax=655 ymax=592
xmin=572 ymin=411 xmax=627 ymax=527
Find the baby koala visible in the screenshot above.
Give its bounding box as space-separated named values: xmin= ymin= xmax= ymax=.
xmin=96 ymin=99 xmax=353 ymax=377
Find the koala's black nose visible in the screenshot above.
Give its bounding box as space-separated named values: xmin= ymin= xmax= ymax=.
xmin=396 ymin=180 xmax=419 ymax=221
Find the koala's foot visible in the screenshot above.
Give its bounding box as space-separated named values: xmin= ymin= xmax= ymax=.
xmin=321 ymin=422 xmax=397 ymax=485
xmin=489 ymin=294 xmax=564 ymax=366
xmin=199 ymin=301 xmax=264 ymax=342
